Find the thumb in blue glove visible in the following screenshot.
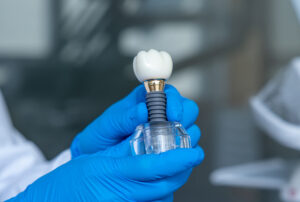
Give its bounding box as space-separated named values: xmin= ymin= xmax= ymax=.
xmin=7 ymin=147 xmax=204 ymax=202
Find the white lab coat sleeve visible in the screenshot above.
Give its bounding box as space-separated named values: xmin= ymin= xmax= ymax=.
xmin=0 ymin=91 xmax=71 ymax=201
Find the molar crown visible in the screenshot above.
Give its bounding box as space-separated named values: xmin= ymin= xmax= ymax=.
xmin=133 ymin=49 xmax=173 ymax=82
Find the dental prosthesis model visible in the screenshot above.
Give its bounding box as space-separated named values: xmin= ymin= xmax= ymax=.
xmin=130 ymin=49 xmax=192 ymax=155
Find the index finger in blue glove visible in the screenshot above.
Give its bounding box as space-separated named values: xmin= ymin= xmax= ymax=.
xmin=71 ymin=89 xmax=148 ymax=157
xmin=98 ymin=85 xmax=148 ymax=137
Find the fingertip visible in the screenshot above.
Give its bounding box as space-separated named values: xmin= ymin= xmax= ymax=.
xmin=166 ymin=98 xmax=183 ymax=122
xmin=194 ymin=146 xmax=205 ymax=166
xmin=187 ymin=125 xmax=201 ymax=147
xmin=136 ymin=102 xmax=148 ymax=123
xmin=128 ymin=85 xmax=147 ymax=102
xmin=153 ymin=194 xmax=173 ymax=202
xmin=162 ymin=147 xmax=204 ymax=169
xmin=164 ymin=84 xmax=178 ymax=92
xmin=134 ymin=84 xmax=146 ymax=93
xmin=187 ymin=99 xmax=199 ymax=117
xmin=182 ymin=99 xmax=199 ymax=128
xmin=123 ymin=103 xmax=147 ymax=134
xmin=166 ymin=90 xmax=183 ymax=122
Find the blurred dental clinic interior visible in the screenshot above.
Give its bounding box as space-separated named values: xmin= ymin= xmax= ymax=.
xmin=2 ymin=0 xmax=300 ymax=201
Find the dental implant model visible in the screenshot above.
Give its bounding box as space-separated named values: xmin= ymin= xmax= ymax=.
xmin=130 ymin=49 xmax=192 ymax=155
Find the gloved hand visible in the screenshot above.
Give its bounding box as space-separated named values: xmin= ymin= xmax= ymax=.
xmin=72 ymin=89 xmax=202 ymax=202
xmin=71 ymin=84 xmax=200 ymax=158
xmin=76 ymin=116 xmax=202 ymax=202
xmin=7 ymin=146 xmax=204 ymax=202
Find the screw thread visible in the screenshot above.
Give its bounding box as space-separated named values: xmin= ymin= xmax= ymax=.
xmin=146 ymin=92 xmax=167 ymax=122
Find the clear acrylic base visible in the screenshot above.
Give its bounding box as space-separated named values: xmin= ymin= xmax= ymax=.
xmin=130 ymin=121 xmax=191 ymax=155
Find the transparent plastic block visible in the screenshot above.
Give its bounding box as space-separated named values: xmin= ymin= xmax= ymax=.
xmin=130 ymin=121 xmax=191 ymax=155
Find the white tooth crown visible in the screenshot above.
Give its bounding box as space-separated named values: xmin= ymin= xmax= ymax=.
xmin=133 ymin=49 xmax=173 ymax=82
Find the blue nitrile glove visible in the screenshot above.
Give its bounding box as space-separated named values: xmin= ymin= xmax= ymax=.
xmin=7 ymin=146 xmax=204 ymax=202
xmin=78 ymin=101 xmax=202 ymax=202
xmin=71 ymin=84 xmax=200 ymax=158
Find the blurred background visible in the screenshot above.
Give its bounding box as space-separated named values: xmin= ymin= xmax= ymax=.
xmin=1 ymin=0 xmax=300 ymax=201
